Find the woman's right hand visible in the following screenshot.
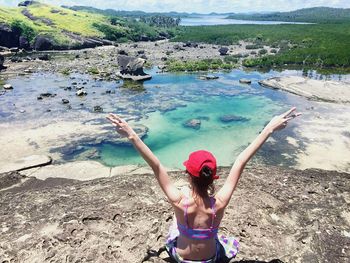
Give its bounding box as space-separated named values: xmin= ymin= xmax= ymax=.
xmin=264 ymin=107 xmax=301 ymax=134
xmin=106 ymin=113 xmax=138 ymax=140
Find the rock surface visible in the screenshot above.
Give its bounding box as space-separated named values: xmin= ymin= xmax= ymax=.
xmin=259 ymin=76 xmax=350 ymax=103
xmin=0 ymin=155 xmax=52 ymax=173
xmin=239 ymin=78 xmax=252 ymax=84
xmin=117 ymin=55 xmax=152 ymax=81
xmin=0 ymin=165 xmax=349 ymax=262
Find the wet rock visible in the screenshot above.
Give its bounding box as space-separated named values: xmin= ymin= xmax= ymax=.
xmin=93 ymin=106 xmax=103 ymax=113
xmin=137 ymin=50 xmax=145 ymax=54
xmin=219 ymin=114 xmax=250 ymax=123
xmin=219 ymin=46 xmax=229 ymax=55
xmin=161 ymin=57 xmax=167 ymax=61
xmin=62 ymin=99 xmax=69 ymax=104
xmin=3 ymin=84 xmax=13 ymax=90
xmin=199 ymin=75 xmax=219 ymax=80
xmin=40 ymin=92 xmax=56 ymax=98
xmin=183 ymin=119 xmax=201 ymax=130
xmin=76 ymin=89 xmax=87 ymax=96
xmin=37 ymin=96 xmax=43 ymax=100
xmin=239 ymin=78 xmax=252 ymax=84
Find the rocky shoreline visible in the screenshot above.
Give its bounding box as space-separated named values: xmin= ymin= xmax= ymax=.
xmin=1 ymin=164 xmax=349 ymax=262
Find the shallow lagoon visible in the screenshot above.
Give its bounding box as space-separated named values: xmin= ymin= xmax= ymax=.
xmin=1 ymin=68 xmax=345 ymax=169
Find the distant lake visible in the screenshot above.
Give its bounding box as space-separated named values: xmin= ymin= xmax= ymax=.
xmin=180 ymin=15 xmax=312 ymax=26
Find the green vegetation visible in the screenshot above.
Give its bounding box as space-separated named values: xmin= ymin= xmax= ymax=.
xmin=173 ymin=23 xmax=350 ymax=71
xmin=87 ymin=67 xmax=99 ymax=75
xmin=166 ymin=58 xmax=236 ymax=72
xmin=0 ymin=2 xmax=177 ymax=47
xmin=227 ymin=7 xmax=350 ymax=23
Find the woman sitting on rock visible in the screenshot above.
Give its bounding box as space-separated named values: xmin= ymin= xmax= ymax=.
xmin=107 ymin=107 xmax=300 ymax=263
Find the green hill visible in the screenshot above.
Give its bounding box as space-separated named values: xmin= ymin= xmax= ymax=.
xmin=0 ymin=1 xmax=174 ymax=50
xmin=227 ymin=7 xmax=350 ymax=23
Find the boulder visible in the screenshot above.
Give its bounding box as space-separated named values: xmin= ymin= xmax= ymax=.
xmin=117 ymin=55 xmax=152 ymax=81
xmin=183 ymin=119 xmax=201 ymax=130
xmin=0 ymin=23 xmax=20 ymax=48
xmin=239 ymin=78 xmax=252 ymax=84
xmin=9 ymin=47 xmax=19 ymax=53
xmin=19 ymin=36 xmax=30 ymax=50
xmin=219 ymin=115 xmax=250 ymax=123
xmin=34 ymin=36 xmax=54 ymax=51
xmin=62 ymin=99 xmax=69 ymax=104
xmin=219 ymin=46 xmax=229 ymax=56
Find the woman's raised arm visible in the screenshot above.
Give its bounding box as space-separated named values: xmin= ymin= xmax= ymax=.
xmin=216 ymin=107 xmax=301 ymax=206
xmin=107 ymin=114 xmax=182 ymax=204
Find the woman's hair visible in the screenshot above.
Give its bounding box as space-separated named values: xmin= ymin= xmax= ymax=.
xmin=189 ymin=165 xmax=215 ymax=197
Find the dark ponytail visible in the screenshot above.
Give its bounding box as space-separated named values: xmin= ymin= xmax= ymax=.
xmin=190 ymin=166 xmax=215 ymax=197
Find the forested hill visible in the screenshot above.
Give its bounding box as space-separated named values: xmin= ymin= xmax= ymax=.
xmin=227 ymin=7 xmax=350 ymax=23
xmin=63 ymin=5 xmax=190 ymax=18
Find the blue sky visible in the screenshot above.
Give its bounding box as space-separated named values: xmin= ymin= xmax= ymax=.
xmin=1 ymin=0 xmax=350 ymax=13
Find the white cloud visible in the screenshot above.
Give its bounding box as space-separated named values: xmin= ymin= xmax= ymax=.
xmin=1 ymin=0 xmax=350 ymax=13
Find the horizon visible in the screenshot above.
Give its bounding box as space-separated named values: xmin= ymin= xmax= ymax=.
xmin=0 ymin=0 xmax=350 ymax=14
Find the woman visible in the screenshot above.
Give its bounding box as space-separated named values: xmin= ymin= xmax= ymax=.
xmin=107 ymin=107 xmax=300 ymax=262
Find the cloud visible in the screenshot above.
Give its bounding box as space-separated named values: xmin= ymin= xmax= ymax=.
xmin=1 ymin=0 xmax=350 ymax=13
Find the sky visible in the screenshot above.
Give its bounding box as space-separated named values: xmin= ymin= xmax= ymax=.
xmin=1 ymin=0 xmax=350 ymax=13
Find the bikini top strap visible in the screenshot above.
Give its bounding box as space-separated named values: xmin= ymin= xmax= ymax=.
xmin=209 ymin=197 xmax=216 ymax=229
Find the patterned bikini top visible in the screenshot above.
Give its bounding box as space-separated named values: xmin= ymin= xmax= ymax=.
xmin=177 ymin=196 xmax=219 ymax=240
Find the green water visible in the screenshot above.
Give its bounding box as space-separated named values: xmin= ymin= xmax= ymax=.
xmin=100 ymin=94 xmax=281 ymax=168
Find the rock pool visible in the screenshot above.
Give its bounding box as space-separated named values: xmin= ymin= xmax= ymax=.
xmin=1 ymin=68 xmax=349 ymax=170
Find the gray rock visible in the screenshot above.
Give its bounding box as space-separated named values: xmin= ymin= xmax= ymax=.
xmin=219 ymin=46 xmax=229 ymax=55
xmin=3 ymin=84 xmax=13 ymax=90
xmin=183 ymin=119 xmax=201 ymax=130
xmin=219 ymin=114 xmax=250 ymax=123
xmin=201 ymin=75 xmax=219 ymax=80
xmin=93 ymin=105 xmax=103 ymax=112
xmin=117 ymin=55 xmax=152 ymax=81
xmin=62 ymin=99 xmax=69 ymax=104
xmin=239 ymin=78 xmax=252 ymax=84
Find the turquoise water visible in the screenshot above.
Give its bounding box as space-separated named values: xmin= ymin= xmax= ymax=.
xmin=2 ymin=68 xmax=332 ymax=168
xmin=100 ymin=94 xmax=281 ymax=168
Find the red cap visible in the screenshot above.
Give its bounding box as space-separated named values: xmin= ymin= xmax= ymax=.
xmin=183 ymin=150 xmax=219 ymax=180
